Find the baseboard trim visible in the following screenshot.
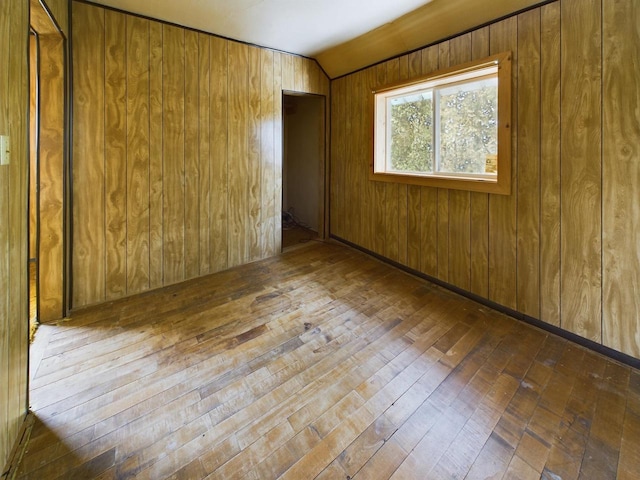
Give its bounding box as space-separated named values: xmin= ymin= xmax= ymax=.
xmin=330 ymin=234 xmax=640 ymax=371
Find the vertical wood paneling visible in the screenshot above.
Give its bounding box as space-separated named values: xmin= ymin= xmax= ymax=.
xmin=539 ymin=2 xmax=561 ymax=327
xmin=260 ymin=49 xmax=275 ymax=257
xmin=560 ymin=0 xmax=602 ymax=342
xmin=362 ymin=67 xmax=376 ymax=252
xmin=324 ymin=1 xmax=639 ymax=359
xmin=436 ymin=42 xmax=450 ymax=283
xmin=162 ymin=25 xmax=185 ymax=285
xmin=184 ymin=30 xmax=200 ymax=280
xmin=488 ymin=16 xmax=518 ymax=310
xmin=248 ymin=46 xmax=262 ymax=261
xmin=72 ymin=2 xmax=105 ymax=307
xmin=273 ymin=52 xmax=283 ymax=253
xmin=281 ymin=53 xmax=294 ymax=91
xmin=329 ymin=77 xmax=341 ymax=238
xmin=38 ymin=35 xmax=65 ymax=320
xmin=210 ymin=36 xmax=228 ymax=273
xmin=406 ymin=51 xmax=422 ymax=271
xmin=0 ymin=0 xmax=29 ymax=467
xmin=228 ymin=42 xmax=249 ymax=267
xmin=9 ymin=0 xmax=28 ymax=461
xmin=447 ymin=34 xmax=472 ymax=291
xmin=516 ymin=9 xmax=541 ymax=318
xmin=104 ymin=10 xmax=127 ymax=300
xmin=72 ymin=3 xmax=329 ymax=308
xmin=126 ymin=16 xmax=151 ymax=293
xmin=419 ymin=46 xmax=439 ymax=278
xmin=385 ymin=59 xmax=400 ymax=263
xmin=470 ymin=26 xmax=490 ymax=298
xmin=354 ymin=70 xmax=367 ymax=249
xmin=372 ymin=64 xmax=387 ymax=256
xmin=42 ymin=0 xmax=69 ymax=35
xmin=339 ymin=74 xmax=350 ymax=241
xmin=29 ymin=35 xmax=37 ymax=261
xmin=397 ymin=57 xmax=409 ymax=266
xmin=603 ymin=0 xmax=640 ymax=358
xmin=0 ymin=0 xmax=10 ymax=456
xmin=148 ymin=21 xmax=164 ymax=289
xmin=198 ymin=33 xmax=211 ymax=275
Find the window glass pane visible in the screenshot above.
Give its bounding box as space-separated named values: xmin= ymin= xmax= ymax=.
xmin=388 ymin=91 xmax=433 ymax=173
xmin=436 ymin=76 xmax=498 ymax=175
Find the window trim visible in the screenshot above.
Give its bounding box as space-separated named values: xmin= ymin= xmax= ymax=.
xmin=370 ymin=51 xmax=512 ymax=195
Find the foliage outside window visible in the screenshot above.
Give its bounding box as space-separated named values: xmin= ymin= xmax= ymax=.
xmin=372 ymin=52 xmax=512 ymax=194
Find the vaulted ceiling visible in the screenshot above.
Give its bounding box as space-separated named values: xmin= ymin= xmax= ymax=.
xmin=87 ymin=0 xmax=544 ymax=78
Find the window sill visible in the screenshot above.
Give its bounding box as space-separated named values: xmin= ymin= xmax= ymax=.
xmin=369 ymin=170 xmax=511 ymax=195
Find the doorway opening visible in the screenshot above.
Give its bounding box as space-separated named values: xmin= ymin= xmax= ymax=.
xmin=29 ymin=0 xmax=67 ymax=342
xmin=282 ymin=93 xmax=326 ymax=251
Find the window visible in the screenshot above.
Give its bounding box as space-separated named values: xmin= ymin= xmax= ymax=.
xmin=372 ymin=52 xmax=512 ymax=194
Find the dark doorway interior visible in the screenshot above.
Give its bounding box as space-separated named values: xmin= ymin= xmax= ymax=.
xmin=282 ymin=93 xmax=325 ymax=250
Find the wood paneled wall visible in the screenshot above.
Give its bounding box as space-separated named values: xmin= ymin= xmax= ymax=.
xmin=37 ymin=33 xmax=65 ymax=322
xmin=0 ymin=0 xmax=29 ymax=471
xmin=330 ymin=0 xmax=640 ymax=360
xmin=42 ymin=0 xmax=69 ymax=36
xmin=71 ymin=1 xmax=329 ymax=308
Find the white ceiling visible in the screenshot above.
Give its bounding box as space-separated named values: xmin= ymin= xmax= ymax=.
xmin=87 ymin=0 xmax=544 ymax=77
xmin=88 ymin=0 xmax=434 ymax=57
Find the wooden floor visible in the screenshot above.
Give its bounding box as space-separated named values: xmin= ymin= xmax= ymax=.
xmin=282 ymin=225 xmax=318 ymax=250
xmin=18 ymin=241 xmax=640 ymax=479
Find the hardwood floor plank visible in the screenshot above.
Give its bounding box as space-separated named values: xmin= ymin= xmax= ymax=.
xmin=16 ymin=242 xmax=640 ymax=480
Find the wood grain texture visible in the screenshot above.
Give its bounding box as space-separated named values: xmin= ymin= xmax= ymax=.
xmin=8 ymin=0 xmax=29 ymax=469
xmin=330 ymin=77 xmax=344 ymax=239
xmin=72 ymin=2 xmax=106 ymax=307
xmin=406 ymin=51 xmax=422 ymax=271
xmin=227 ymin=42 xmax=250 ymax=267
xmin=396 ymin=57 xmax=409 ymax=266
xmin=260 ymin=49 xmax=275 ymax=257
xmin=328 ymin=2 xmax=638 ymax=359
xmin=418 ymin=46 xmax=439 ymax=278
xmin=104 ymin=10 xmax=127 ymax=301
xmin=343 ymin=74 xmax=354 ymax=247
xmin=560 ymin=0 xmax=602 ymax=342
xmin=148 ymin=21 xmax=164 ymax=289
xmin=488 ymin=16 xmax=518 ymax=310
xmin=602 ymin=0 xmax=640 ymax=358
xmin=37 ymin=35 xmax=65 ymax=321
xmin=447 ymin=34 xmax=471 ymax=291
xmin=248 ymin=46 xmax=262 ymax=262
xmin=469 ymin=27 xmax=490 ymax=298
xmin=30 ymin=0 xmax=59 ymax=35
xmin=516 ymin=9 xmax=541 ymax=318
xmin=539 ymin=2 xmax=561 ymax=327
xmin=29 ymin=35 xmax=37 ymax=261
xmin=198 ymin=33 xmax=211 ymax=275
xmin=0 ymin=0 xmax=29 ymax=470
xmin=41 ymin=0 xmax=69 ymax=35
xmin=72 ymin=2 xmax=328 ymax=307
xmin=437 ymin=42 xmax=450 ymax=283
xmin=126 ymin=16 xmax=151 ymax=293
xmin=384 ymin=60 xmax=400 ymax=263
xmin=17 ymin=243 xmax=640 ymax=479
xmin=184 ymin=30 xmax=200 ymax=280
xmin=209 ymin=36 xmax=229 ymax=273
xmin=273 ymin=52 xmax=283 ymax=254
xmin=162 ymin=24 xmax=186 ymax=285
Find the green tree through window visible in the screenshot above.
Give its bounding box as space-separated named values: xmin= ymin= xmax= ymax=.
xmin=373 ymin=51 xmax=512 ymax=195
